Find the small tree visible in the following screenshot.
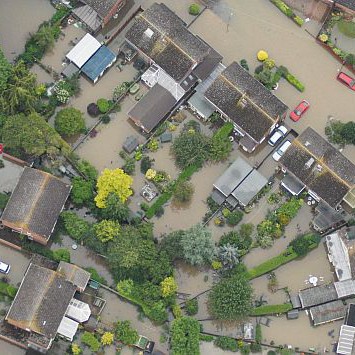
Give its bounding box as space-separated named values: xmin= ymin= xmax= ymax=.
xmin=185 ymin=298 xmax=198 ymax=316
xmin=189 ymin=3 xmax=200 ymax=15
xmin=70 ymin=177 xmax=94 ymax=206
xmin=87 ymin=103 xmax=100 ymax=117
xmin=173 ymin=181 xmax=194 ymax=204
xmin=54 ymin=107 xmax=85 ymax=137
xmin=160 ymin=276 xmax=178 ymax=298
xmin=101 ymin=332 xmax=114 ymax=346
xmin=219 ymin=244 xmax=240 ymax=269
xmin=97 ymin=98 xmax=110 ymax=113
xmin=95 ymin=168 xmax=133 ymax=208
xmin=180 ymin=224 xmax=216 ymax=266
xmin=81 ymin=332 xmax=100 ymax=352
xmin=115 ymin=320 xmax=139 ymax=345
xmin=98 ymin=192 xmax=130 ymax=222
xmin=53 ymin=248 xmax=70 ymax=263
xmin=140 ymin=156 xmax=154 ymax=174
xmin=226 ymin=210 xmax=243 ymax=226
xmin=93 ymin=219 xmax=121 ymax=243
xmin=60 ymin=211 xmax=91 ymax=242
xmin=171 ymin=317 xmax=200 ymax=354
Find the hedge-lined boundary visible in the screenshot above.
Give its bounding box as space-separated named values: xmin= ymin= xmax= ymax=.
xmin=250 ymin=303 xmax=292 ymax=316
xmin=0 ymin=281 xmax=18 ymax=298
xmin=270 ymin=0 xmax=304 ymax=27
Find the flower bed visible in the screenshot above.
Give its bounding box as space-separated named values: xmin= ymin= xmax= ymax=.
xmin=270 ymin=0 xmax=304 ymax=27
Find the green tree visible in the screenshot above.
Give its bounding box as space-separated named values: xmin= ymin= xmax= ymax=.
xmin=171 ymin=130 xmax=211 ymax=169
xmin=340 ymin=121 xmax=355 ymax=145
xmin=71 ymin=343 xmax=82 ymax=355
xmin=70 ymin=177 xmax=94 ymax=206
xmin=98 ymin=192 xmax=129 ymax=222
xmin=77 ymin=159 xmax=98 ymax=181
xmin=3 ymin=113 xmax=70 ymax=157
xmin=173 ymin=180 xmax=194 ymax=204
xmin=226 ymin=210 xmax=243 ymax=226
xmin=81 ymin=332 xmax=100 ymax=352
xmin=0 ymin=48 xmax=11 ymax=93
xmin=61 ymin=211 xmax=91 ymax=242
xmin=180 ymin=224 xmax=215 ymax=266
xmin=171 ymin=317 xmax=200 ymax=355
xmin=95 ymin=168 xmax=133 ymax=208
xmin=0 ymin=61 xmax=38 ymax=115
xmin=185 ymin=298 xmax=198 ymax=316
xmin=208 ymin=274 xmax=253 ymax=320
xmin=53 ymin=248 xmax=70 ymax=262
xmin=219 ymin=244 xmax=240 ymax=269
xmin=115 ymin=320 xmax=138 ymax=345
xmin=34 ymin=24 xmax=56 ymax=52
xmin=55 ymin=107 xmax=85 ymax=137
xmin=93 ymin=219 xmax=120 ymax=243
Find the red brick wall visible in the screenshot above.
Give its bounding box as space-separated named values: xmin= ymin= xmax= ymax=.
xmin=103 ymin=0 xmax=127 ymax=25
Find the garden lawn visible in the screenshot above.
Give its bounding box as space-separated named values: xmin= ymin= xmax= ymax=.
xmin=337 ymin=20 xmax=355 ymax=38
xmin=250 ymin=303 xmax=292 ymax=316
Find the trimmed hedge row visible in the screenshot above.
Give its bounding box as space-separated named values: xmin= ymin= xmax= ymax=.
xmin=285 ymin=73 xmax=305 ymax=92
xmin=247 ymin=249 xmax=298 ymax=279
xmin=250 ymin=303 xmax=292 ymax=316
xmin=270 ymin=0 xmax=304 ymax=27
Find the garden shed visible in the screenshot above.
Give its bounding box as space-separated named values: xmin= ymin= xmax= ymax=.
xmin=61 ymin=62 xmax=79 ymax=78
xmin=81 ymin=46 xmax=116 ymax=83
xmin=123 ymin=136 xmax=139 ymax=153
xmin=65 ymin=33 xmax=101 ymax=68
xmin=309 ymin=300 xmax=346 ymax=326
xmin=160 ymin=132 xmax=172 ymax=143
xmin=231 ymin=169 xmax=267 ymax=207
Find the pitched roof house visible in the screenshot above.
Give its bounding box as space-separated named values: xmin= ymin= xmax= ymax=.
xmin=72 ymin=0 xmax=126 ymax=33
xmin=5 ymin=262 xmax=91 ymax=351
xmin=125 ymin=3 xmax=218 ymax=84
xmin=204 ymin=62 xmax=288 ymax=152
xmin=0 ymin=167 xmax=71 ymax=245
xmin=279 ymin=127 xmax=355 ymax=209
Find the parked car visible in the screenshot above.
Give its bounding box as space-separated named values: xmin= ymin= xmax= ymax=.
xmin=290 ymin=100 xmax=310 ymax=122
xmin=272 ymin=140 xmax=292 ymax=161
xmin=0 ymin=261 xmax=11 ymax=274
xmin=268 ymin=125 xmax=288 ymax=146
xmin=337 ymin=72 xmax=355 ymax=91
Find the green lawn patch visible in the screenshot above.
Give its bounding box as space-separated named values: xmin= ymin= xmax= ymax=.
xmin=250 ymin=303 xmax=292 ymax=316
xmin=338 ymin=20 xmax=355 ymax=38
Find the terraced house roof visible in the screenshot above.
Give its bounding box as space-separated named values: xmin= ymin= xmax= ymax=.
xmin=125 ymin=2 xmax=211 ymax=82
xmin=205 ymin=62 xmax=288 ymax=142
xmin=280 ymin=127 xmax=355 ymax=207
xmin=0 ymin=167 xmax=71 ymax=241
xmin=82 ymin=0 xmax=123 ymax=18
xmin=6 ymin=263 xmax=76 ymax=338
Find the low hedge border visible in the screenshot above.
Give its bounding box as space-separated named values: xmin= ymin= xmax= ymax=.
xmin=250 ymin=303 xmax=292 ymax=316
xmin=145 ymin=164 xmax=200 ymax=218
xmin=270 ymin=0 xmax=304 ymax=27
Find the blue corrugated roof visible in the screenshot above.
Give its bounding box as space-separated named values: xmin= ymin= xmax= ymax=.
xmin=81 ymin=46 xmax=116 ymax=81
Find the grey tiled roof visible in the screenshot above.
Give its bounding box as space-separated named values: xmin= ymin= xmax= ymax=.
xmin=280 ymin=128 xmax=355 ymax=207
xmin=0 ymin=167 xmax=71 ymax=240
xmin=205 ymin=62 xmax=288 ymax=142
xmin=82 ymin=0 xmax=123 ymax=18
xmin=192 ymin=46 xmax=223 ymax=81
xmin=128 ymin=84 xmax=176 ymax=132
xmin=125 ymin=3 xmax=211 ymax=81
xmin=335 ymin=0 xmax=355 ymax=11
xmin=72 ymin=4 xmax=102 ymax=32
xmin=57 ymin=261 xmax=91 ymax=291
xmin=6 ymin=263 xmax=76 ymax=338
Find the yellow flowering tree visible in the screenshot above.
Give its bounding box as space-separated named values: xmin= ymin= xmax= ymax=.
xmin=101 ymin=332 xmax=114 ymax=346
xmin=93 ymin=220 xmax=121 ymax=242
xmin=161 ymin=276 xmax=178 ymax=298
xmin=257 ymin=50 xmax=268 ymax=61
xmin=95 ymin=168 xmax=133 ymax=208
xmin=145 ymin=168 xmax=156 ymax=180
xmin=319 ymin=33 xmax=328 ymax=42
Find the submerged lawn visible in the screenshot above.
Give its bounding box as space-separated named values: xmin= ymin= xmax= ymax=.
xmin=337 ymin=19 xmax=355 ymax=38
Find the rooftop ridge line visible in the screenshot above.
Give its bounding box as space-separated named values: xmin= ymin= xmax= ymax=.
xmin=220 ymin=73 xmax=277 ymax=124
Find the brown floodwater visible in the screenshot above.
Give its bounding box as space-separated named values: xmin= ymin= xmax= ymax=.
xmin=190 ymin=0 xmax=355 ymax=162
xmin=0 ymin=0 xmax=55 ymax=61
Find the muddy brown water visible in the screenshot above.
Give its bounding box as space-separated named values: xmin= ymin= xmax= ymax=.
xmin=190 ymin=0 xmax=355 ymax=162
xmin=0 ymin=0 xmax=55 ymax=61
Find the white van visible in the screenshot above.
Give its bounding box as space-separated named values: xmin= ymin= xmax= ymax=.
xmin=268 ymin=126 xmax=288 ymax=146
xmin=0 ymin=261 xmax=11 ymax=274
xmin=273 ymin=140 xmax=292 ymax=161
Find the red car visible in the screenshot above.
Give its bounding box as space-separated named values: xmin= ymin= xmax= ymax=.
xmin=337 ymin=72 xmax=355 ymax=91
xmin=290 ymin=100 xmax=310 ymax=122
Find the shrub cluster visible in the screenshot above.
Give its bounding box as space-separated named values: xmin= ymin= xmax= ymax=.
xmin=270 ymin=0 xmax=304 ymax=26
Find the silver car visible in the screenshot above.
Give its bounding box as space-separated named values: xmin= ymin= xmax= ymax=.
xmin=268 ymin=125 xmax=288 ymax=146
xmin=0 ymin=261 xmax=11 ymax=274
